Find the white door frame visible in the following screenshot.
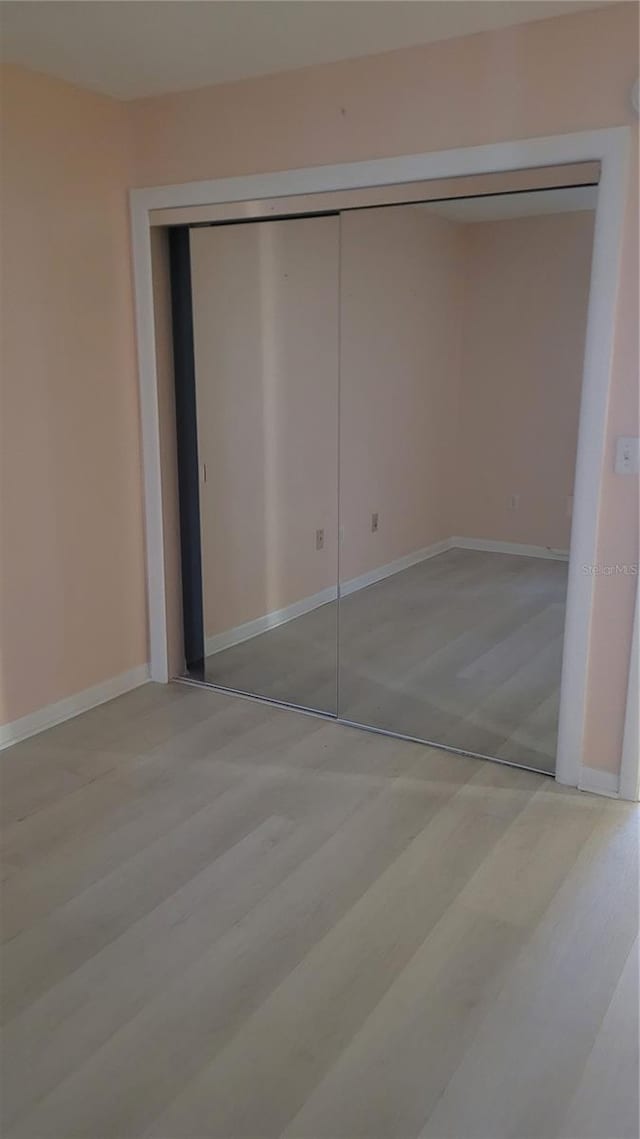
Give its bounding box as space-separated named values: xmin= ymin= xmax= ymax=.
xmin=619 ymin=580 xmax=639 ymax=802
xmin=130 ymin=126 xmax=634 ymax=796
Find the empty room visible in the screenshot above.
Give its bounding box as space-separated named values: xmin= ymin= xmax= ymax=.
xmin=1 ymin=3 xmax=639 ymax=1138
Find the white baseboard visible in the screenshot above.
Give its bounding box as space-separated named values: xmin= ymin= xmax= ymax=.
xmin=204 ymin=535 xmax=571 ymax=658
xmin=204 ymin=539 xmax=452 ymax=657
xmin=339 ymin=537 xmax=453 ymax=597
xmin=451 ymin=536 xmax=569 ymax=561
xmin=578 ymin=766 xmax=620 ymax=798
xmin=205 ymin=585 xmax=337 ymax=657
xmin=0 ymin=664 xmax=150 ymax=751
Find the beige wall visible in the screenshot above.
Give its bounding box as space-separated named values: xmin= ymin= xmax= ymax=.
xmin=341 ymin=207 xmax=594 ymax=574
xmin=0 ymin=65 xmax=147 ymax=726
xmin=190 ymin=217 xmax=340 ymax=639
xmin=455 ymin=211 xmax=595 ymax=550
xmin=1 ymin=1 xmax=637 ymax=774
xmin=339 ymin=206 xmax=463 ymax=581
xmin=188 ymin=204 xmax=465 ymax=638
xmin=128 ymin=5 xmax=636 ymax=190
xmin=188 ymin=203 xmax=591 ymax=631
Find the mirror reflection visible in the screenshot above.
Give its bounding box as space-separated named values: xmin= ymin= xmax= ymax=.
xmin=189 ymin=216 xmax=340 ymax=713
xmin=178 ymin=170 xmax=597 ymax=774
xmin=338 ymin=186 xmax=596 ymax=771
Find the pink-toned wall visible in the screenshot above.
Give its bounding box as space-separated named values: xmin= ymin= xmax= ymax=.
xmin=455 ymin=211 xmax=595 ymax=550
xmin=339 ymin=206 xmax=463 ymax=581
xmin=0 ymin=65 xmax=147 ymax=726
xmin=186 ymin=202 xmax=592 ymax=636
xmin=129 ymin=6 xmax=637 ymax=189
xmin=188 ymin=205 xmax=465 ymax=633
xmin=129 ymin=1 xmax=639 ymax=774
xmin=190 ymin=216 xmax=340 ymax=638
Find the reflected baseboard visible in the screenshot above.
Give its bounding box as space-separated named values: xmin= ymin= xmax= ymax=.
xmin=339 ymin=537 xmax=453 ymax=597
xmin=204 ymin=537 xmax=452 ymax=658
xmin=451 ymin=536 xmax=569 ymax=561
xmin=204 ymin=535 xmax=570 ymax=658
xmin=204 ymin=585 xmax=337 ymax=657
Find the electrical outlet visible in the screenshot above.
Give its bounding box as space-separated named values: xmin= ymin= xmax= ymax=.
xmin=509 ymin=494 xmax=520 ymax=510
xmin=315 ymin=528 xmax=324 ymax=551
xmin=371 ymin=512 xmax=379 ymax=533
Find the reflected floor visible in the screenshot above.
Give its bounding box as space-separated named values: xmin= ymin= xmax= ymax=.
xmin=197 ymin=548 xmax=567 ymax=773
xmin=200 ymin=601 xmax=338 ymax=715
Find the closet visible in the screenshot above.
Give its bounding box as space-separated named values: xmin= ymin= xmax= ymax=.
xmin=189 ymin=215 xmax=339 ymax=715
xmin=166 ymin=166 xmax=598 ymax=774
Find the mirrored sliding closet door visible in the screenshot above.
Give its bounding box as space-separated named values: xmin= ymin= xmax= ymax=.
xmin=188 ymin=215 xmax=340 ymax=714
xmin=337 ymin=187 xmax=596 ymax=773
xmin=173 ymin=163 xmax=598 ymax=775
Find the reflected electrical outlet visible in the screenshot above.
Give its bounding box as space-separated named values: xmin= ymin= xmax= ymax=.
xmin=371 ymin=512 xmax=379 ymax=533
xmin=315 ymin=528 xmax=325 ymax=551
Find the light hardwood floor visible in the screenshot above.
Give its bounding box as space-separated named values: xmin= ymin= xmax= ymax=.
xmin=1 ymin=682 xmax=638 ymax=1139
xmin=202 ymin=548 xmax=567 ymax=772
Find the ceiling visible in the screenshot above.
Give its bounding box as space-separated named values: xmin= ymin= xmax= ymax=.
xmin=0 ymin=0 xmax=614 ymax=101
xmin=422 ymin=184 xmax=598 ymax=222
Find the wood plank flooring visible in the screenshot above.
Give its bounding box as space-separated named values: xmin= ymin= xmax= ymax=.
xmin=1 ymin=682 xmax=637 ymax=1138
xmin=201 ymin=548 xmax=568 ymax=773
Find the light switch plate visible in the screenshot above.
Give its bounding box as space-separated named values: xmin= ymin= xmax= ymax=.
xmin=614 ymin=437 xmax=640 ymax=475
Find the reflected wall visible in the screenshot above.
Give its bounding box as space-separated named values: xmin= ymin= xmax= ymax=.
xmin=337 ymin=196 xmax=596 ymax=771
xmin=189 ymin=216 xmax=340 ymax=713
xmin=176 ymin=179 xmax=597 ymax=774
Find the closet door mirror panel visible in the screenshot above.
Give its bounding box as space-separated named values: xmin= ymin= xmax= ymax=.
xmin=337 ymin=204 xmax=462 ymax=745
xmin=337 ymin=191 xmax=596 ymax=773
xmin=189 ymin=215 xmax=340 ymax=714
